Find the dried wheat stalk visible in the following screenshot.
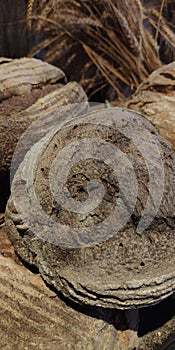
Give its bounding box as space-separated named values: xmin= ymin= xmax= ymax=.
xmin=27 ymin=0 xmax=175 ymax=101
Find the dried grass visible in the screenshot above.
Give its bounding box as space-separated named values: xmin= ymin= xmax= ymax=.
xmin=27 ymin=0 xmax=175 ymax=101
